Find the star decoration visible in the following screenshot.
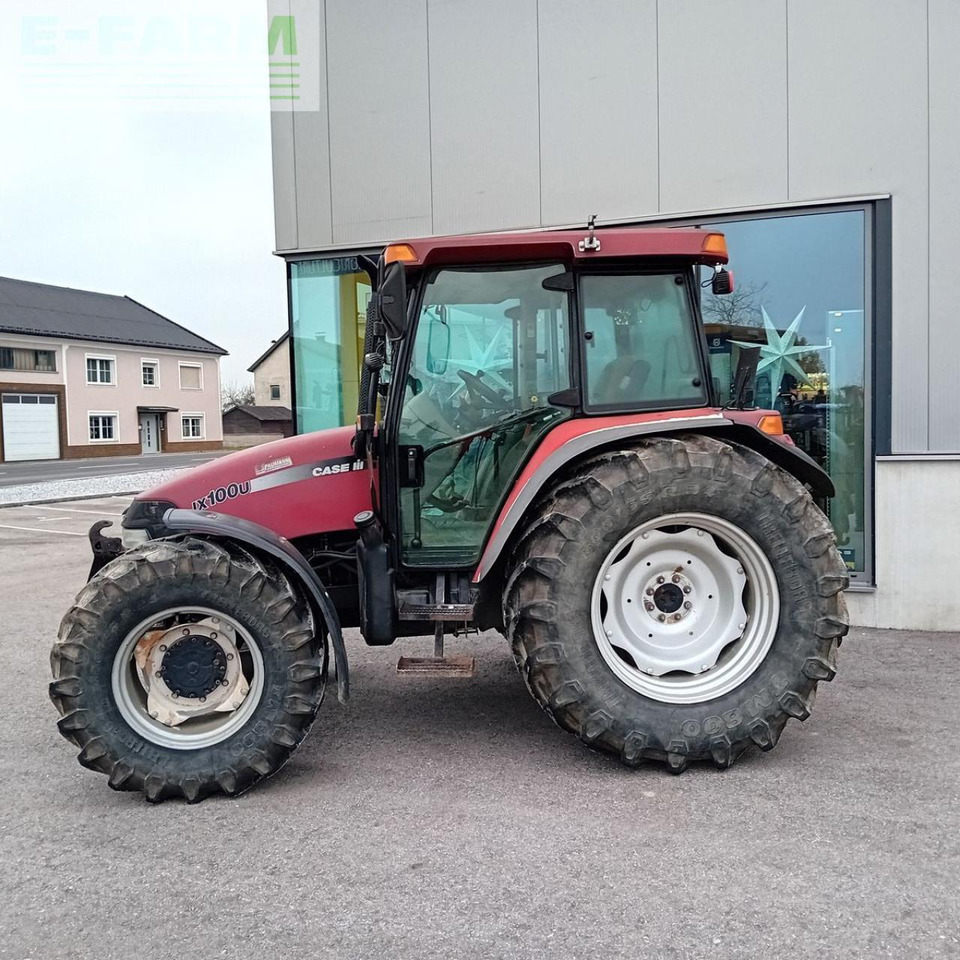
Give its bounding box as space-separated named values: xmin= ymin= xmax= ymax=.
xmin=731 ymin=306 xmax=830 ymax=394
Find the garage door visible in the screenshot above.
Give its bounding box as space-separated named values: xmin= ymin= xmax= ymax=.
xmin=1 ymin=393 xmax=60 ymax=461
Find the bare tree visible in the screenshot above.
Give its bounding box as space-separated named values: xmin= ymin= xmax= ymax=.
xmin=701 ymin=280 xmax=768 ymax=327
xmin=221 ymin=379 xmax=255 ymax=412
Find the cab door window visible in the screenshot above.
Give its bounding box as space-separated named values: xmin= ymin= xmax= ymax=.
xmin=398 ymin=263 xmax=572 ymax=567
xmin=581 ymin=273 xmax=706 ymax=409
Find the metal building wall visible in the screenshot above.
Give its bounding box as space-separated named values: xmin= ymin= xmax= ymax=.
xmin=270 ymin=0 xmax=956 ymax=457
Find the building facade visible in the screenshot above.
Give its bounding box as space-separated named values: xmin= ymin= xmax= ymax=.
xmin=0 ymin=277 xmax=225 ymax=460
xmin=248 ymin=332 xmax=291 ymax=407
xmin=268 ymin=0 xmax=960 ymax=631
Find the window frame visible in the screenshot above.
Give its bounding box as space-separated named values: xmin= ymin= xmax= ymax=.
xmin=88 ymin=411 xmax=119 ymax=443
xmin=85 ymin=353 xmax=116 ymax=386
xmin=576 ymin=263 xmax=711 ymax=415
xmin=141 ymin=358 xmax=160 ymax=388
xmin=178 ymin=361 xmax=204 ymax=390
xmin=181 ymin=413 xmax=205 ymax=439
xmin=656 ymin=200 xmax=880 ymax=586
xmin=0 ymin=346 xmax=57 ymax=373
xmin=270 ymin=383 xmax=281 ymax=400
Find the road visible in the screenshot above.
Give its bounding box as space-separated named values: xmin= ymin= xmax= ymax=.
xmin=1 ymin=503 xmax=958 ymax=959
xmin=0 ymin=450 xmax=229 ymax=488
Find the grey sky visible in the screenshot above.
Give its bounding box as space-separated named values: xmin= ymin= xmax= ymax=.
xmin=0 ymin=1 xmax=285 ymax=386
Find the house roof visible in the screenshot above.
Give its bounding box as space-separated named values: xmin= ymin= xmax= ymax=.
xmin=0 ymin=276 xmax=227 ymax=355
xmin=248 ymin=331 xmax=289 ymax=372
xmin=224 ymin=404 xmax=292 ymax=422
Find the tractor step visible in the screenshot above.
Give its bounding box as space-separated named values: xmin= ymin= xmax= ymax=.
xmin=396 ymin=656 xmax=476 ymax=677
xmin=397 ymin=603 xmax=474 ymax=622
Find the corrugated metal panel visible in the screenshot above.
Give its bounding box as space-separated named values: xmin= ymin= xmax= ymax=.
xmin=269 ymin=0 xmax=298 ymax=251
xmin=927 ymin=0 xmax=960 ymax=452
xmin=287 ymin=1 xmax=333 ymax=249
xmin=538 ymin=0 xmax=659 ymax=227
xmin=326 ymin=0 xmax=432 ymax=245
xmin=658 ymin=0 xmax=788 ymax=214
xmin=788 ymin=0 xmax=929 ymax=454
xmin=427 ymin=0 xmax=540 ymax=235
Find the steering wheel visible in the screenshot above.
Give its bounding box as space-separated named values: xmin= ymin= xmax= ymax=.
xmin=457 ymin=369 xmax=510 ymax=412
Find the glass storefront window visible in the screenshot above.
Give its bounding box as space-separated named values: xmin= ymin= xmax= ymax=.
xmin=290 ymin=256 xmax=372 ymax=433
xmin=695 ymin=208 xmax=870 ymax=580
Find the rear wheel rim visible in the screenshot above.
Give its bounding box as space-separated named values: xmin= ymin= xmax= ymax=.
xmin=111 ymin=606 xmax=265 ymax=750
xmin=591 ymin=512 xmax=780 ymax=704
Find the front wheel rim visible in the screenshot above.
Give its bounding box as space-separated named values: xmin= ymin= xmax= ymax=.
xmin=111 ymin=606 xmax=265 ymax=750
xmin=591 ymin=512 xmax=780 ymax=704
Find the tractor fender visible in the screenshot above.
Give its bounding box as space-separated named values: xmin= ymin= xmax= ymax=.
xmin=471 ymin=412 xmax=833 ymax=583
xmin=161 ymin=508 xmax=349 ymax=703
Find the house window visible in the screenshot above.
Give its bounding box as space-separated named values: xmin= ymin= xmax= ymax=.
xmin=179 ymin=363 xmax=202 ymax=390
xmin=270 ymin=384 xmax=281 ymax=400
xmin=181 ymin=415 xmax=204 ymax=439
xmin=85 ymin=356 xmax=115 ymax=384
xmin=88 ymin=413 xmax=118 ymax=441
xmin=0 ymin=347 xmax=56 ymax=372
xmin=141 ymin=361 xmax=159 ymax=387
xmin=693 ymin=204 xmax=873 ymax=581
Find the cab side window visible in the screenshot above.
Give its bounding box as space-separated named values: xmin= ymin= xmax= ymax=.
xmin=581 ymin=273 xmax=705 ymax=409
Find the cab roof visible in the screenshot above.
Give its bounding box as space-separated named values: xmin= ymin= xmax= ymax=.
xmin=385 ymin=226 xmax=728 ymax=269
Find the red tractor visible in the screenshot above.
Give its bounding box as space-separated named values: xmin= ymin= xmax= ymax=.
xmin=50 ymin=224 xmax=848 ymax=802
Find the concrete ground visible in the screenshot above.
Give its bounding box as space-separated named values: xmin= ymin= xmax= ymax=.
xmin=0 ymin=450 xmax=228 ymax=489
xmin=1 ymin=501 xmax=958 ymax=959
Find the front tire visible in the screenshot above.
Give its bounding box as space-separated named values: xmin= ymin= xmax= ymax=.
xmin=50 ymin=537 xmax=326 ymax=802
xmin=504 ymin=435 xmax=848 ymax=772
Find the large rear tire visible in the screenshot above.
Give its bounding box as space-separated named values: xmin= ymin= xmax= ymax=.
xmin=504 ymin=435 xmax=848 ymax=772
xmin=50 ymin=537 xmax=326 ymax=802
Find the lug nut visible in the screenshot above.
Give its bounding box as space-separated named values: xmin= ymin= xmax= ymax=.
xmin=641 ymin=532 xmax=649 ymax=540
xmin=226 ymin=653 xmax=234 ymax=661
xmin=172 ymin=691 xmax=180 ymax=699
xmin=212 ymin=617 xmax=219 ymax=624
xmin=211 ymin=633 xmax=218 ymax=640
xmin=221 ymin=679 xmax=229 ymax=686
xmin=671 ymin=575 xmax=681 ymax=584
xmin=656 ymin=576 xmax=665 ymax=584
xmin=154 ymin=670 xmax=162 ymax=678
xmin=644 ymin=601 xmax=654 ymax=611
xmin=683 ymin=601 xmax=692 ymax=610
xmin=182 ymin=628 xmax=190 ymax=635
xmin=645 ymin=588 xmax=654 ymax=596
xmin=200 ymin=696 xmax=206 ymax=703
xmin=159 ymin=644 xmax=167 ymax=652
xmin=658 ymin=614 xmax=666 ymax=622
xmin=683 ymin=586 xmax=691 ymax=594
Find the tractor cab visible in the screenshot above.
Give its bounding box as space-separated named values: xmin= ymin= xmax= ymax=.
xmin=351 ymin=224 xmax=772 ymax=649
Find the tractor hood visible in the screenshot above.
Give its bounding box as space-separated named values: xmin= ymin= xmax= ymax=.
xmin=127 ymin=427 xmax=373 ymax=540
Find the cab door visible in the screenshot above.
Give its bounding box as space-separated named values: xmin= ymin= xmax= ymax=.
xmin=390 ymin=263 xmax=574 ymax=569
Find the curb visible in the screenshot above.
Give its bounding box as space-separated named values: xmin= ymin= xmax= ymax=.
xmin=0 ymin=490 xmax=140 ymax=510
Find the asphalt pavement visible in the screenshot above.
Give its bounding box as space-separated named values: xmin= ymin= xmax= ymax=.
xmin=1 ymin=502 xmax=958 ymax=959
xmin=0 ymin=450 xmax=229 ymax=488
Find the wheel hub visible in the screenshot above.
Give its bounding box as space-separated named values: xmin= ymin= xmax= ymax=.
xmin=132 ymin=616 xmax=249 ymax=727
xmin=159 ymin=635 xmax=227 ymax=699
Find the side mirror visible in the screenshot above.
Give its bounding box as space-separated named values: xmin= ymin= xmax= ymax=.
xmin=425 ymin=308 xmax=450 ymax=375
xmin=711 ymin=267 xmax=734 ymax=296
xmin=378 ymin=262 xmax=407 ymax=339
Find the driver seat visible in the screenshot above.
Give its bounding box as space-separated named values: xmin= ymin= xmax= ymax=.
xmin=595 ymin=356 xmax=651 ymax=405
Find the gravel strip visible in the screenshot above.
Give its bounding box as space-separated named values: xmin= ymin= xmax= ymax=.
xmin=0 ymin=468 xmax=187 ymax=507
